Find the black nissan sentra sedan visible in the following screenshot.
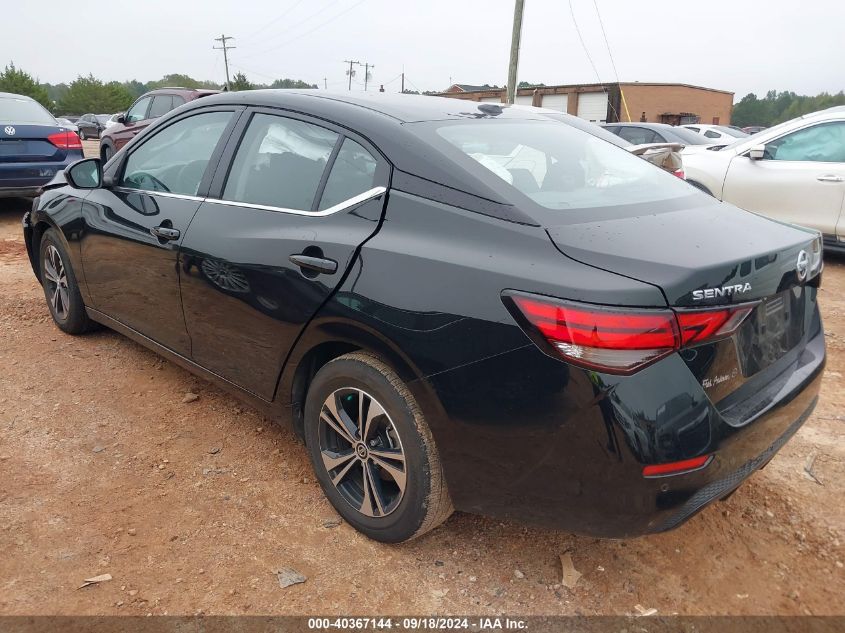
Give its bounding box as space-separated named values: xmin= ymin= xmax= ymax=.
xmin=23 ymin=91 xmax=825 ymax=543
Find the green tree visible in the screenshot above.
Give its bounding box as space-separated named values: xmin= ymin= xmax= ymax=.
xmin=121 ymin=79 xmax=148 ymax=99
xmin=732 ymin=90 xmax=845 ymax=127
xmin=0 ymin=63 xmax=51 ymax=108
xmin=517 ymin=81 xmax=545 ymax=88
xmin=230 ymin=72 xmax=253 ymax=91
xmin=269 ymin=78 xmax=318 ymax=89
xmin=58 ymin=75 xmax=134 ymax=114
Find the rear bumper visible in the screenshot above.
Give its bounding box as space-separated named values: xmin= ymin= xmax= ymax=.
xmin=414 ymin=323 xmax=825 ymax=537
xmin=0 ymin=153 xmax=81 ymax=197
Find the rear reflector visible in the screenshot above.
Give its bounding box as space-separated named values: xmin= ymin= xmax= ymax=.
xmin=47 ymin=130 xmax=82 ymax=150
xmin=673 ymin=169 xmax=685 ymax=179
xmin=643 ymin=454 xmax=712 ymax=477
xmin=504 ymin=291 xmax=755 ymax=374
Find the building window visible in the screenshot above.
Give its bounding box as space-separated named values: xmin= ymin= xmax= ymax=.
xmin=712 ymin=116 xmax=720 ymax=125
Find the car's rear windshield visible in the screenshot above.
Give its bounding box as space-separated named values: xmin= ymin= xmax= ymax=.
xmin=431 ymin=120 xmax=693 ymax=210
xmin=668 ymin=126 xmax=712 ymax=144
xmin=717 ymin=126 xmax=749 ymax=138
xmin=0 ymin=96 xmax=57 ymax=125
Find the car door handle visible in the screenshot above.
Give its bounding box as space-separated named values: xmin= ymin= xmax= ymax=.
xmin=151 ymin=225 xmax=180 ymax=241
xmin=289 ymin=254 xmax=337 ymax=275
xmin=817 ymin=175 xmax=844 ymax=182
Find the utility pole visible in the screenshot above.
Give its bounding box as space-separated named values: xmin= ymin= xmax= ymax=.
xmin=363 ymin=62 xmax=374 ymax=91
xmin=213 ymin=34 xmax=236 ymax=91
xmin=344 ymin=60 xmax=360 ymax=90
xmin=323 ymin=77 xmax=327 ymax=89
xmin=400 ymin=72 xmax=404 ymax=93
xmin=506 ymin=0 xmax=525 ymax=104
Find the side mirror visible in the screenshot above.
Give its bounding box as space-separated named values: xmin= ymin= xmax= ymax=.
xmin=748 ymin=144 xmax=766 ymax=160
xmin=117 ymin=114 xmax=126 ymax=124
xmin=65 ymin=158 xmax=102 ymax=189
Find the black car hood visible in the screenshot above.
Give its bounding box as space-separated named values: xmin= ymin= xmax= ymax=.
xmin=544 ymin=196 xmax=818 ymax=307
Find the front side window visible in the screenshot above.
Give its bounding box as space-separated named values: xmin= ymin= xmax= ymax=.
xmin=223 ymin=113 xmax=338 ymax=210
xmin=120 ymin=111 xmax=232 ymax=195
xmin=318 ymin=138 xmax=378 ymax=210
xmin=125 ymin=97 xmax=152 ymax=123
xmin=431 ymin=119 xmax=693 ymax=211
xmin=765 ymin=122 xmax=845 ymax=162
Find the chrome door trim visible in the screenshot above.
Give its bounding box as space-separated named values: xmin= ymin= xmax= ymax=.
xmin=204 ymin=186 xmax=387 ymax=217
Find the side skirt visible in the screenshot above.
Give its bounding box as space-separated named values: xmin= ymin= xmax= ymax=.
xmin=86 ymin=307 xmax=290 ymax=426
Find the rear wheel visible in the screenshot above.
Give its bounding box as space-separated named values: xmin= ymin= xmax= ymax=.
xmin=39 ymin=228 xmax=95 ymax=335
xmin=78 ymin=128 xmax=87 ymax=141
xmin=304 ymin=352 xmax=452 ymax=543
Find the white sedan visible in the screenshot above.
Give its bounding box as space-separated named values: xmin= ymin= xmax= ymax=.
xmin=681 ymin=124 xmax=748 ymax=145
xmin=683 ymin=106 xmax=845 ymax=252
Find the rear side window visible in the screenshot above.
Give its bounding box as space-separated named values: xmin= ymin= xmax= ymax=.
xmin=0 ymin=96 xmax=56 ymax=125
xmin=120 ymin=111 xmax=232 ymax=195
xmin=704 ymin=129 xmax=721 ymax=139
xmin=224 ymin=113 xmax=338 ymax=210
xmin=617 ymin=127 xmax=657 ymax=145
xmin=125 ymin=97 xmax=152 ymax=123
xmin=148 ymin=95 xmax=174 ymax=119
xmin=318 ymin=138 xmax=378 ymax=210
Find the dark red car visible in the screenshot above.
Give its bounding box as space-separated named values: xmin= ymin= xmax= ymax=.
xmin=99 ymin=87 xmax=218 ymax=161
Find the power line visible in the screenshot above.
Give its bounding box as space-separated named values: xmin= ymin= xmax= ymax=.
xmin=241 ymin=0 xmax=363 ymax=58
xmin=567 ymin=0 xmax=619 ymax=121
xmin=213 ymin=34 xmax=236 ymax=91
xmin=591 ymin=0 xmax=630 ymax=121
xmin=243 ymin=0 xmax=308 ymax=42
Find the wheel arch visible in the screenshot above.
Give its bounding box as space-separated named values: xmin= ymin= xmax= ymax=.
xmin=279 ymin=320 xmax=427 ymax=438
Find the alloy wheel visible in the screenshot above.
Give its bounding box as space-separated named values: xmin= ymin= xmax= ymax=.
xmin=43 ymin=244 xmax=70 ymax=321
xmin=318 ymin=388 xmax=407 ymax=518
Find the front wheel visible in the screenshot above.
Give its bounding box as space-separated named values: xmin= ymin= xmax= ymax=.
xmin=39 ymin=228 xmax=96 ymax=335
xmin=304 ymin=352 xmax=453 ymax=543
xmin=101 ymin=143 xmax=113 ymax=163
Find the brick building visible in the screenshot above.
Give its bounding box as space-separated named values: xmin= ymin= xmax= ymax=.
xmin=439 ymin=82 xmax=734 ymax=126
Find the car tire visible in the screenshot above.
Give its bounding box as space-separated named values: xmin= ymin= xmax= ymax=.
xmin=78 ymin=129 xmax=87 ymax=141
xmin=304 ymin=352 xmax=453 ymax=543
xmin=39 ymin=228 xmax=96 ymax=335
xmin=101 ymin=143 xmax=113 ymax=163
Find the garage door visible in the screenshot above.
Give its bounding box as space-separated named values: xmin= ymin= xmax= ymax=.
xmin=541 ymin=94 xmax=568 ymax=112
xmin=480 ymin=96 xmax=503 ymax=103
xmin=577 ymin=92 xmax=609 ymax=123
xmin=514 ymin=95 xmax=534 ymax=106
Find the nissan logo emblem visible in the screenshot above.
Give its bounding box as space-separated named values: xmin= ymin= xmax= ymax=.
xmin=3 ymin=126 xmax=15 ymax=135
xmin=796 ymin=250 xmax=809 ymax=282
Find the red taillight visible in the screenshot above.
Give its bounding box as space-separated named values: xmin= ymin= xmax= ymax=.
xmin=505 ymin=292 xmax=754 ymax=374
xmin=673 ymin=168 xmax=685 ymax=179
xmin=643 ymin=454 xmax=712 ymax=477
xmin=676 ymin=306 xmax=754 ymax=346
xmin=47 ymin=130 xmax=82 ymax=150
xmin=509 ymin=295 xmax=679 ymax=373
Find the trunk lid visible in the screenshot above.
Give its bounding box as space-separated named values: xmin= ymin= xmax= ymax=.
xmin=544 ymin=197 xmax=818 ymax=308
xmin=545 ymin=196 xmax=822 ymax=403
xmin=0 ymin=124 xmax=66 ymax=163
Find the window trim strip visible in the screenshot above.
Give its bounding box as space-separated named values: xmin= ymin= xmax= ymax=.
xmin=203 ymin=186 xmax=387 ymax=216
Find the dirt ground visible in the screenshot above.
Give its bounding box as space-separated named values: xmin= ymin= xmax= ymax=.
xmin=0 ymin=177 xmax=843 ymax=616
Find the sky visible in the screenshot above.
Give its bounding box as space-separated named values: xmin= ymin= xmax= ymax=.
xmin=5 ymin=0 xmax=844 ymax=100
